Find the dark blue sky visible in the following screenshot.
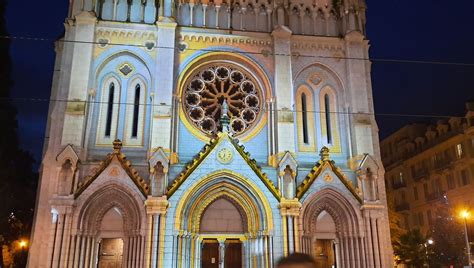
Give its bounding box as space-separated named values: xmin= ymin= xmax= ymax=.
xmin=5 ymin=0 xmax=474 ymax=162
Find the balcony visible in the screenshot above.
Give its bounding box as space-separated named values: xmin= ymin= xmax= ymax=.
xmin=395 ymin=203 xmax=410 ymax=212
xmin=434 ymin=159 xmax=452 ymax=170
xmin=425 ymin=191 xmax=446 ymax=202
xmin=413 ymin=169 xmax=429 ymax=181
xmin=392 ymin=181 xmax=407 ymax=190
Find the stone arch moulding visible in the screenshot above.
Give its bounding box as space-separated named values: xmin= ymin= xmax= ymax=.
xmin=292 ymin=62 xmax=345 ymax=94
xmin=299 ymin=187 xmax=363 ymax=236
xmin=173 ymin=171 xmax=274 ymax=234
xmin=93 ymin=50 xmax=153 ymax=84
xmin=73 ymin=183 xmax=146 ymax=235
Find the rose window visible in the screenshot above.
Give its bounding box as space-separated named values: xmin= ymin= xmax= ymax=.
xmin=183 ymin=64 xmax=263 ymax=136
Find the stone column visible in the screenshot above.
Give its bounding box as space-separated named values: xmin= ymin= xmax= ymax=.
xmin=145 ymin=196 xmax=169 ymax=268
xmin=218 ymin=238 xmax=226 ymax=268
xmin=334 ymin=239 xmax=342 ymax=267
xmin=50 ymin=199 xmax=75 ymax=268
xmin=73 ymin=234 xmax=81 ymax=268
xmin=279 ymin=198 xmax=302 ymax=255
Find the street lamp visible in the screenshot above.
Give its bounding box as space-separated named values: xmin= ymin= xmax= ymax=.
xmin=424 ymin=239 xmax=434 ymax=267
xmin=461 ymin=210 xmax=472 ymax=268
xmin=19 ymin=240 xmax=27 ymax=249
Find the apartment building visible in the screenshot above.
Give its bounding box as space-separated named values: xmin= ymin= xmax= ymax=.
xmin=381 ymin=103 xmax=474 ymax=239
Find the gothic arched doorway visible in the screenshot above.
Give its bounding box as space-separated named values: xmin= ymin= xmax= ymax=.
xmin=200 ymin=197 xmax=245 ymax=268
xmin=300 ymin=188 xmax=363 ymax=268
xmin=173 ymin=173 xmax=274 ymax=268
xmin=72 ymin=184 xmax=146 ymax=267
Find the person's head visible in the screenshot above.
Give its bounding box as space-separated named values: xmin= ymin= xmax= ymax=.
xmin=277 ymin=253 xmax=317 ymax=268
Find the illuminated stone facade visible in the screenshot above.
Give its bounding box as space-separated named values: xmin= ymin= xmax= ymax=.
xmin=381 ymin=103 xmax=474 ymax=241
xmin=28 ymin=0 xmax=393 ymax=267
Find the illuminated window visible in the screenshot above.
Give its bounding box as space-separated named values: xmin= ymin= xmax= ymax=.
xmin=456 ymin=143 xmax=463 ymax=159
xmin=105 ymin=82 xmax=115 ymax=137
xmin=301 ymin=93 xmax=309 ymax=144
xmin=131 ymin=84 xmax=140 ymax=138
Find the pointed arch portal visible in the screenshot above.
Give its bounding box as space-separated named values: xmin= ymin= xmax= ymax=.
xmin=300 ymin=187 xmax=364 ymax=268
xmin=174 ymin=172 xmax=274 ymax=268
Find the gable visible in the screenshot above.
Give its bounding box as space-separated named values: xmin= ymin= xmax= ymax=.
xmin=296 ymin=147 xmax=362 ymax=203
xmin=74 ymin=140 xmax=149 ymax=198
xmin=167 ymin=132 xmax=280 ymax=200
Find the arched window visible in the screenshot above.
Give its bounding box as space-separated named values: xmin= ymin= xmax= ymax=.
xmin=105 ymin=82 xmax=115 ymax=137
xmin=324 ymin=94 xmax=332 ymax=144
xmin=123 ymin=78 xmax=145 ymax=146
xmin=319 ymin=87 xmax=341 ymax=152
xmin=296 ymin=86 xmax=315 ymax=152
xmin=301 ymin=93 xmax=309 ymax=144
xmin=131 ymin=84 xmax=140 ymax=138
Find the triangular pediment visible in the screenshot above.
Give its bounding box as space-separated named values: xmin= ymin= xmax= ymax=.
xmin=74 ymin=140 xmax=149 ymax=198
xmin=167 ymin=132 xmax=281 ymax=200
xmin=56 ymin=144 xmax=79 ymax=166
xmin=296 ymin=147 xmax=362 ymax=203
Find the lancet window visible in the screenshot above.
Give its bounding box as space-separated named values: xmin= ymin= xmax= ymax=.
xmin=296 ymin=86 xmax=315 ymax=151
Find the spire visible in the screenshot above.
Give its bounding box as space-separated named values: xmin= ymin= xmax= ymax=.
xmin=320 ymin=146 xmax=330 ymax=161
xmin=113 ymin=139 xmax=123 ymax=153
xmin=220 ymin=99 xmax=230 ymax=133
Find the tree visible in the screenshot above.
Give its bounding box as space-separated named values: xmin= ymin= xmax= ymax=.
xmin=393 ymin=229 xmax=428 ymax=268
xmin=428 ymin=201 xmax=466 ymax=267
xmin=0 ymin=1 xmax=37 ymax=266
xmin=387 ymin=192 xmax=405 ymax=245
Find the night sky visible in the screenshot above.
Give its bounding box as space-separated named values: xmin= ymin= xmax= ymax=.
xmin=5 ymin=0 xmax=474 ymax=163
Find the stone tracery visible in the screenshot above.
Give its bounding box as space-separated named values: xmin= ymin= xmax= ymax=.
xmin=183 ymin=63 xmax=263 ymax=136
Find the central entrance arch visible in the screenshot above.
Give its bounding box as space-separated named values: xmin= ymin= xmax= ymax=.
xmin=174 ymin=172 xmax=274 ymax=268
xmin=200 ymin=197 xmax=245 ymax=268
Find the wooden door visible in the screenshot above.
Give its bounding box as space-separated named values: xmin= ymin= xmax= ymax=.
xmin=201 ymin=239 xmax=219 ymax=268
xmin=97 ymin=238 xmax=123 ymax=268
xmin=225 ymin=240 xmax=242 ymax=268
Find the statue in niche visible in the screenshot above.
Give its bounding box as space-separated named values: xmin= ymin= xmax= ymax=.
xmin=275 ymin=3 xmax=286 ymax=26
xmin=282 ymin=165 xmax=295 ymax=199
xmin=58 ymin=160 xmax=73 ymax=195
xmin=363 ymin=168 xmax=378 ymax=202
xmin=151 ymin=162 xmax=166 ymax=196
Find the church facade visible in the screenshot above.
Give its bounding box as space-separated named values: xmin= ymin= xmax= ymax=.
xmin=28 ymin=0 xmax=393 ymax=267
